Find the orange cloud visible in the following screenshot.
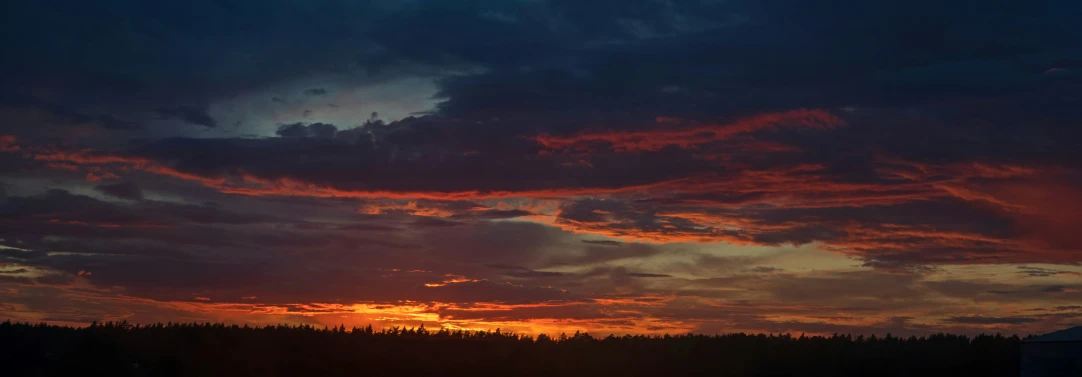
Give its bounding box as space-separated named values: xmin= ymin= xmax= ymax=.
xmin=424 ymin=275 xmax=485 ymax=287
xmin=84 ymin=171 xmax=119 ymax=182
xmin=534 ymin=109 xmax=844 ymax=153
xmin=16 ymin=136 xmax=1080 ymax=265
xmin=32 ymin=149 xmax=226 ymax=186
xmin=359 ymin=200 xmax=459 ymax=217
xmin=0 ymin=135 xmax=19 ymax=152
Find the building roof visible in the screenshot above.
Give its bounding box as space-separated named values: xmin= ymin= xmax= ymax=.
xmin=1023 ymin=326 xmax=1082 ymax=343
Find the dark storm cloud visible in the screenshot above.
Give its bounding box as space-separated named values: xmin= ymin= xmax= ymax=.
xmin=303 ymin=88 xmax=328 ymax=96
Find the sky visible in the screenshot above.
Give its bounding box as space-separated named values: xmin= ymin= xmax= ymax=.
xmin=1 ymin=0 xmax=1081 ymax=336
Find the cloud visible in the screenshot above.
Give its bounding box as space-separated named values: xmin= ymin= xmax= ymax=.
xmin=0 ymin=93 xmax=141 ymax=132
xmin=744 ymin=267 xmax=783 ymax=274
xmin=2 ymin=0 xmax=1082 ymax=336
xmin=534 ymin=109 xmax=844 ymax=153
xmin=450 ymin=209 xmax=532 ymax=220
xmin=8 ymin=126 xmax=1079 ymax=268
xmin=275 ymin=122 xmax=338 ymax=139
xmin=581 ymin=240 xmax=622 ymax=246
xmin=94 ymin=181 xmax=144 ymax=201
xmin=157 ymin=106 xmax=218 ymax=128
xmin=0 ymin=135 xmax=18 ymax=152
xmin=625 ymin=272 xmax=672 ymax=278
xmin=944 ymin=316 xmax=1040 ymax=325
xmin=484 ymin=264 xmax=567 ymax=279
xmin=1016 ymin=266 xmax=1080 ymax=278
xmin=765 ymin=271 xmax=923 ymax=302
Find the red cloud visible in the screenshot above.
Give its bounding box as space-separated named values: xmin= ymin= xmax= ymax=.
xmin=534 ymin=109 xmax=844 ymax=153
xmin=0 ymin=135 xmax=19 ymax=152
xmin=14 ymin=130 xmax=1081 ymax=266
xmin=32 ymin=149 xmax=226 ymax=186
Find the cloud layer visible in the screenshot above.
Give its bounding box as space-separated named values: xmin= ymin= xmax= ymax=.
xmin=1 ymin=0 xmax=1081 ymax=336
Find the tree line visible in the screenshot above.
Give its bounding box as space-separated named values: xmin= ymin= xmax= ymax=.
xmin=1 ymin=320 xmax=1024 ymax=376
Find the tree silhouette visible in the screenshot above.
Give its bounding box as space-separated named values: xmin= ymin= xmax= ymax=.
xmin=0 ymin=320 xmax=1025 ymax=377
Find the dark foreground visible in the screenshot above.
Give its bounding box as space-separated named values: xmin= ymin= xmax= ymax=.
xmin=2 ymin=321 xmax=1022 ymax=377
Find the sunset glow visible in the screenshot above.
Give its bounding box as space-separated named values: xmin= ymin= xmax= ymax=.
xmin=2 ymin=0 xmax=1081 ymax=339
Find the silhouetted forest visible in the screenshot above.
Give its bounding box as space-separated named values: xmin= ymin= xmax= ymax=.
xmin=1 ymin=321 xmax=1024 ymax=376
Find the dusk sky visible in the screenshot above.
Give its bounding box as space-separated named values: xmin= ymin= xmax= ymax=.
xmin=1 ymin=0 xmax=1081 ymax=336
